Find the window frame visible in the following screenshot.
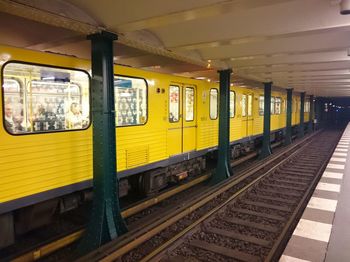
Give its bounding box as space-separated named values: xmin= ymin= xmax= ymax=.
xmin=169 ymin=84 xmax=180 ymax=123
xmin=209 ymin=88 xmax=218 ymax=120
xmin=1 ymin=60 xmax=91 ymax=136
xmin=304 ymin=100 xmax=310 ymax=113
xmin=184 ymin=86 xmax=195 ymax=122
xmin=229 ymin=90 xmax=236 ymax=118
xmin=114 ymin=74 xmax=149 ymax=128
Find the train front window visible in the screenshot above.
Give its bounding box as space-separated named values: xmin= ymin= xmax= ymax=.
xmin=169 ymin=85 xmax=180 ymax=122
xmin=114 ymin=76 xmax=147 ymax=127
xmin=185 ymin=87 xmax=194 ymax=121
xmin=2 ymin=62 xmax=90 ymax=135
xmin=230 ymin=91 xmax=235 ymax=118
xmin=209 ymin=89 xmax=218 ymax=119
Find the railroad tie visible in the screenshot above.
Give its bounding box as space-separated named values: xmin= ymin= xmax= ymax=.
xmin=266 ymin=178 xmax=308 ymax=186
xmin=232 ymin=208 xmax=285 ymax=221
xmin=260 ymin=182 xmax=305 ymax=191
xmin=243 ymin=200 xmax=292 ymax=212
xmin=203 ymin=226 xmax=271 ymax=248
xmin=259 ymin=188 xmax=301 ymax=197
xmin=251 ymin=194 xmax=296 ymax=205
xmin=189 ymin=240 xmax=260 ymax=262
xmin=219 ymin=216 xmax=279 ymax=233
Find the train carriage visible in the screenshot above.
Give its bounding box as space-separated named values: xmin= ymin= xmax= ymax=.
xmin=0 ymin=44 xmax=310 ymax=248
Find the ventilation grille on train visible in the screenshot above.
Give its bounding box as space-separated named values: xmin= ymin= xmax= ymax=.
xmin=126 ymin=146 xmax=149 ymax=168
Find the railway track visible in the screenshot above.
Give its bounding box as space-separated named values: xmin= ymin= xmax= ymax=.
xmin=79 ymin=130 xmax=340 ymax=262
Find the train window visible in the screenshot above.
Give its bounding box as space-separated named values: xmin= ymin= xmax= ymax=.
xmin=275 ymin=97 xmax=281 ymax=115
xmin=185 ymin=87 xmax=194 ymax=121
xmin=114 ymin=76 xmax=147 ymax=126
xmin=271 ymin=97 xmax=275 ymax=115
xmin=259 ymin=96 xmax=264 ymax=115
xmin=304 ymin=101 xmax=310 ymax=113
xmin=169 ymin=85 xmax=180 ymax=122
xmin=242 ymin=94 xmax=247 ymax=117
xmin=247 ymin=94 xmax=253 ymax=117
xmin=210 ymin=88 xmax=218 ymax=119
xmin=230 ymin=91 xmax=235 ymax=118
xmin=2 ymin=62 xmax=90 ymax=135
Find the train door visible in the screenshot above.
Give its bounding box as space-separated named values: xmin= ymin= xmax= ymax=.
xmin=168 ymin=84 xmax=197 ymax=156
xmin=241 ymin=93 xmax=253 ymax=137
xmin=241 ymin=94 xmax=247 ymax=137
xmin=182 ymin=86 xmax=196 ymax=152
xmin=247 ymin=93 xmax=254 ymax=136
xmin=168 ymin=85 xmax=182 ymax=156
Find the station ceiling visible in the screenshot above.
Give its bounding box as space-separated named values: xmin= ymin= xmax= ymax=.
xmin=1 ymin=0 xmax=350 ymax=96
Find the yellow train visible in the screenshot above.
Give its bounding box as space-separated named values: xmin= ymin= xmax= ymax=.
xmin=0 ymin=45 xmax=310 ymax=247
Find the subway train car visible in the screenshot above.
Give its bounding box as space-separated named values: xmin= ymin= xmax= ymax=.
xmin=0 ymin=45 xmax=309 ymax=248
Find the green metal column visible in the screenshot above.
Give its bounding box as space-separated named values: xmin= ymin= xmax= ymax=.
xmin=308 ymin=95 xmax=314 ymax=133
xmin=285 ymin=88 xmax=293 ymax=145
xmin=78 ymin=31 xmax=127 ymax=254
xmin=315 ymin=98 xmax=321 ymax=130
xmin=298 ymin=92 xmax=305 ymax=138
xmin=260 ymin=82 xmax=272 ymax=159
xmin=212 ymin=69 xmax=233 ymax=184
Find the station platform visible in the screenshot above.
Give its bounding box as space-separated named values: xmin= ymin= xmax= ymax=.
xmin=280 ymin=124 xmax=350 ymax=262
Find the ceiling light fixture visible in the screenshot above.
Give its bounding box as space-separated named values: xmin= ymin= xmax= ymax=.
xmin=207 ymin=60 xmax=212 ymax=69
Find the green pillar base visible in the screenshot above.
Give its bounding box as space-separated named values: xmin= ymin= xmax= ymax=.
xmin=284 ymin=136 xmax=292 ymax=146
xmin=259 ymin=146 xmax=272 ymax=160
xmin=78 ymin=200 xmax=128 ymax=255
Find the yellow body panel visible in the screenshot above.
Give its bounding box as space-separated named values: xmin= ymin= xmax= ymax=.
xmin=196 ymin=84 xmax=218 ymax=150
xmin=0 ymin=46 xmax=93 ymax=204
